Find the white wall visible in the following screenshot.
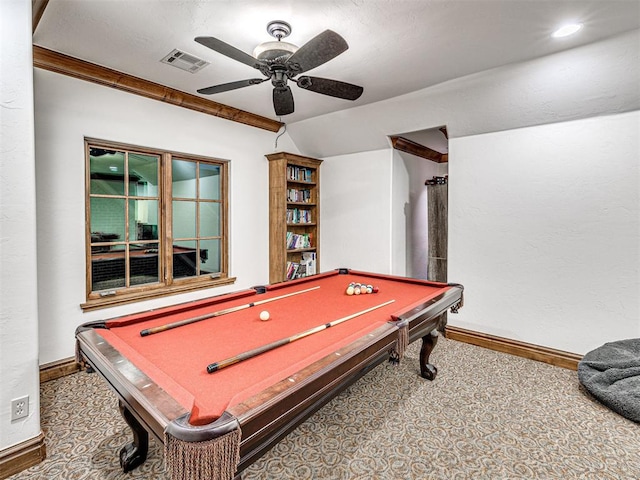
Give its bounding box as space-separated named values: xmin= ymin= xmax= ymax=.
xmin=320 ymin=149 xmax=393 ymax=273
xmin=390 ymin=150 xmax=408 ymax=276
xmin=0 ymin=0 xmax=41 ymax=451
xmin=448 ymin=111 xmax=639 ymax=354
xmin=34 ymin=69 xmax=298 ymax=364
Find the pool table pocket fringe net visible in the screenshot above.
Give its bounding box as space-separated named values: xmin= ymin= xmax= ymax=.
xmin=165 ymin=428 xmax=240 ymax=480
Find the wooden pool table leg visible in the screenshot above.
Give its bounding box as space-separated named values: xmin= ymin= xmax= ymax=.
xmin=419 ymin=330 xmax=439 ymax=380
xmin=118 ymin=400 xmax=149 ymax=472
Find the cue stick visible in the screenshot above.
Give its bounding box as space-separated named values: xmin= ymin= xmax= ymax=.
xmin=206 ymin=299 xmax=396 ymax=373
xmin=140 ymin=285 xmax=321 ymax=337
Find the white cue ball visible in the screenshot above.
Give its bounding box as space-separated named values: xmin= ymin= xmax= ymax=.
xmin=259 ymin=310 xmax=270 ymax=321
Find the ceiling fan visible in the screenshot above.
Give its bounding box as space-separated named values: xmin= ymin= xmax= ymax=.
xmin=195 ymin=21 xmax=363 ymax=116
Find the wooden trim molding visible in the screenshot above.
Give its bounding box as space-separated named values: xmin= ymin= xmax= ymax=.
xmin=445 ymin=326 xmax=582 ymax=370
xmin=389 ymin=136 xmax=448 ymax=163
xmin=0 ymin=432 xmax=46 ymax=479
xmin=32 ymin=46 xmax=283 ymax=133
xmin=40 ymin=357 xmax=81 ymax=383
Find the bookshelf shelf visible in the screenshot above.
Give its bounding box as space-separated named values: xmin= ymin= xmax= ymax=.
xmin=267 ymin=152 xmax=322 ymax=283
xmin=287 ymin=248 xmax=316 ymax=253
xmin=287 ymin=180 xmax=317 ymax=186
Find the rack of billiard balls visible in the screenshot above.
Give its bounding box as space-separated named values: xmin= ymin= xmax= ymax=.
xmin=345 ymin=282 xmax=379 ymax=295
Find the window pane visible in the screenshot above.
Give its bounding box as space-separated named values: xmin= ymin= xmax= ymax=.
xmin=129 ymin=199 xmax=159 ymax=241
xmin=90 ymin=150 xmax=125 ymax=195
xmin=172 ymin=159 xmax=196 ymax=198
xmin=129 ymin=153 xmax=159 ymax=198
xmin=90 ymin=197 xmax=125 ymax=242
xmin=200 ymin=202 xmax=220 ymax=237
xmin=173 ymin=241 xmax=197 ymax=278
xmin=91 ymin=245 xmax=126 ymax=291
xmin=130 ymin=243 xmax=159 ymax=286
xmin=200 ymin=163 xmax=220 ymax=200
xmin=200 ymin=238 xmax=220 ymax=274
xmin=86 ymin=142 xmax=229 ymax=301
xmin=173 ymin=200 xmax=196 ymax=239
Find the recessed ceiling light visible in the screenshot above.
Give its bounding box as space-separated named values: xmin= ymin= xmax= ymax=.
xmin=552 ymin=23 xmax=583 ymax=38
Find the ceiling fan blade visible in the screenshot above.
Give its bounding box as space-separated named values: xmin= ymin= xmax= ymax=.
xmin=273 ymin=86 xmax=295 ymax=116
xmin=295 ymin=76 xmax=363 ymax=101
xmin=286 ymin=30 xmax=348 ymax=75
xmin=195 ymin=36 xmax=266 ymax=70
xmin=197 ymin=78 xmax=266 ymax=95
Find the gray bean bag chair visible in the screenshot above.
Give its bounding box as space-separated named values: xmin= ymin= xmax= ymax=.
xmin=578 ymin=338 xmax=640 ymax=423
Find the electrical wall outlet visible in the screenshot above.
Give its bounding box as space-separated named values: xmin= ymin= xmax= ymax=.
xmin=11 ymin=396 xmax=29 ymax=421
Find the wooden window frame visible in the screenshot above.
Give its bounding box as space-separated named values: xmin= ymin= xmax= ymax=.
xmin=81 ymin=138 xmax=234 ymax=311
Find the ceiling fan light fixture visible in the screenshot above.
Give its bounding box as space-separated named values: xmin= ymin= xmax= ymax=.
xmin=253 ymin=20 xmax=298 ymax=61
xmin=253 ymin=40 xmax=298 ymax=61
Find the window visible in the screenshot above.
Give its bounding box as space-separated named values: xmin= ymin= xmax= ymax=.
xmin=83 ymin=139 xmax=233 ymax=310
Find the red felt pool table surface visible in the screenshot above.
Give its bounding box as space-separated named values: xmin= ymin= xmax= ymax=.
xmin=94 ymin=270 xmax=454 ymax=426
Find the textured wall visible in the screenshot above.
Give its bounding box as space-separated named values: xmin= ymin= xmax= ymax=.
xmin=33 ymin=69 xmax=299 ymax=364
xmin=448 ymin=111 xmax=640 ymax=354
xmin=0 ymin=0 xmax=41 ymax=451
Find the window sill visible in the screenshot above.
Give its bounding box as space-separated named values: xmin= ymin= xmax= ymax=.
xmin=80 ymin=276 xmax=237 ymax=312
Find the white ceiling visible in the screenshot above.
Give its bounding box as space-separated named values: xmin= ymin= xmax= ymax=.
xmin=33 ymin=0 xmax=640 ymax=126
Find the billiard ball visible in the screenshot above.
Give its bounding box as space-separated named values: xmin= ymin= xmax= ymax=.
xmin=259 ymin=310 xmax=270 ymax=321
xmin=346 ymin=286 xmax=355 ymax=295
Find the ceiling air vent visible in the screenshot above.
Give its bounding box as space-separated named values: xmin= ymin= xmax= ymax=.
xmin=161 ymin=49 xmax=209 ymax=73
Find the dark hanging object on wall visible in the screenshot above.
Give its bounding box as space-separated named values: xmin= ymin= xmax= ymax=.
xmin=425 ymin=175 xmax=448 ymax=185
xmin=194 ymin=21 xmax=363 ymax=116
xmin=426 ymin=180 xmax=447 ymax=283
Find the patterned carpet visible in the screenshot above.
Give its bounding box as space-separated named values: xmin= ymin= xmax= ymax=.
xmin=8 ymin=337 xmax=640 ymax=480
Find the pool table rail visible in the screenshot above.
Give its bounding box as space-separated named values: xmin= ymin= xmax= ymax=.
xmin=76 ymin=328 xmax=187 ymax=443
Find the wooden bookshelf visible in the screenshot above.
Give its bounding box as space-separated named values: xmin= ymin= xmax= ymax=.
xmin=266 ymin=152 xmax=322 ymax=283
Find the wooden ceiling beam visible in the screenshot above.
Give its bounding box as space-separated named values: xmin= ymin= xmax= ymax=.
xmin=389 ymin=136 xmax=447 ymax=163
xmin=32 ymin=46 xmax=283 ymax=133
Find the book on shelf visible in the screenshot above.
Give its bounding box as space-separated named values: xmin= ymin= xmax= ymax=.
xmin=286 ymin=231 xmax=312 ymax=249
xmin=286 ymin=261 xmax=303 ymax=280
xmin=286 ymin=254 xmax=316 ymax=280
xmin=287 ymin=166 xmax=314 ymax=183
xmin=286 ymin=208 xmax=312 ymax=224
xmin=301 ymin=252 xmax=316 ymax=276
xmin=287 ymin=187 xmax=312 ymax=203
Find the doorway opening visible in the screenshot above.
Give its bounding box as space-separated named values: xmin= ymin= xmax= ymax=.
xmin=390 ymin=126 xmax=448 ymax=281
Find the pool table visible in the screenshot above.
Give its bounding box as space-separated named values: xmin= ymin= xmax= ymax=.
xmin=75 ymin=269 xmax=463 ymax=480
